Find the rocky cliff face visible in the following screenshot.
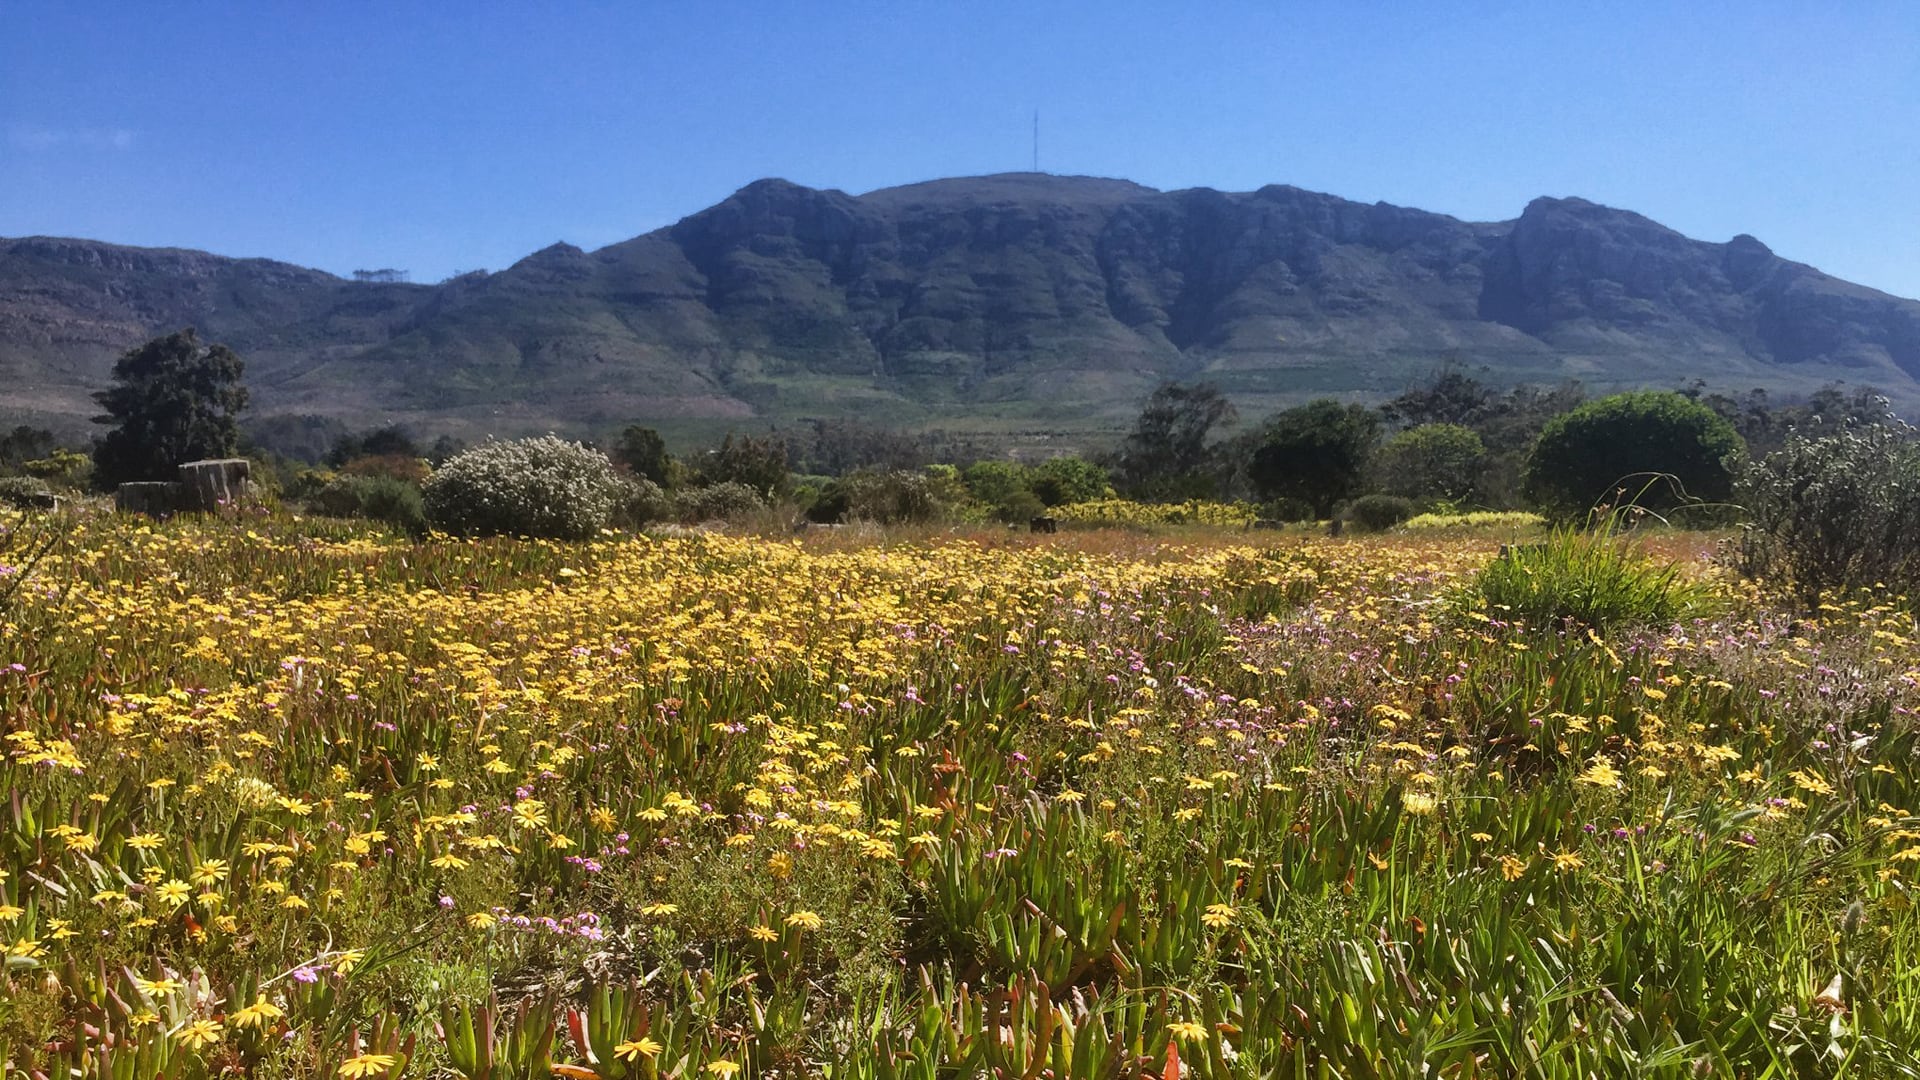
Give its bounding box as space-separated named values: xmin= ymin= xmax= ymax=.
xmin=6 ymin=173 xmax=1919 ymax=438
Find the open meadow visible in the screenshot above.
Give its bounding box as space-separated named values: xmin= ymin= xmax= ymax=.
xmin=2 ymin=511 xmax=1917 ymax=1077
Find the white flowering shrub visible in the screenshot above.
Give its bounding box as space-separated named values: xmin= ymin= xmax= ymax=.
xmin=422 ymin=436 xmax=621 ymax=539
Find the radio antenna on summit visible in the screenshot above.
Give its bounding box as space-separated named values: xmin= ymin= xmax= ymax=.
xmin=1033 ymin=109 xmax=1039 ymax=173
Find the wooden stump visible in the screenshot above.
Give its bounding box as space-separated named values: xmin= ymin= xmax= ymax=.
xmin=115 ymin=482 xmax=182 ymax=517
xmin=177 ymin=459 xmax=252 ymax=512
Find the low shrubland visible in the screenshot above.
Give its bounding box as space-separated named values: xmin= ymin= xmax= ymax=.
xmin=2 ymin=512 xmax=1916 ymax=1075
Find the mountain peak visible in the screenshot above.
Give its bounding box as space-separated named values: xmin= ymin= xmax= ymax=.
xmin=5 ymin=176 xmax=1920 ymax=443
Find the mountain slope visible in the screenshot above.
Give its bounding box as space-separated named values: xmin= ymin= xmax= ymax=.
xmin=6 ymin=174 xmax=1919 ymax=441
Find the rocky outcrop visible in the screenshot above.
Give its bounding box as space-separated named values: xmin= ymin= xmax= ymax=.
xmin=7 ymin=174 xmax=1920 ymax=438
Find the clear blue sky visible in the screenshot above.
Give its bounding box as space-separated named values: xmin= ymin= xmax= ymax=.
xmin=6 ymin=3 xmax=1917 ymax=297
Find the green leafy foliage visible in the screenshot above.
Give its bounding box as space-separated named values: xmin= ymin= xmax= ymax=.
xmin=91 ymin=329 xmax=249 ymax=489
xmin=1524 ymin=391 xmax=1744 ymax=517
xmin=1344 ymin=493 xmax=1415 ymax=533
xmin=422 ymin=436 xmax=623 ymax=539
xmin=1247 ymin=399 xmax=1381 ymax=518
xmin=1375 ymin=423 xmax=1485 ymax=504
xmin=961 ymin=458 xmax=1108 ymax=522
xmin=673 ymin=481 xmax=766 ymax=523
xmin=616 ymin=476 xmax=675 ymax=528
xmin=1734 ymin=413 xmax=1920 ymax=604
xmin=1028 ymin=457 xmax=1111 ymax=507
xmin=614 ymin=426 xmax=675 ymax=487
xmin=0 ymin=426 xmax=58 ymax=475
xmin=1114 ymin=382 xmax=1236 ymax=501
xmin=311 ymin=475 xmax=429 ymax=537
xmin=0 ymin=476 xmax=55 ymax=510
xmin=1460 ymin=522 xmax=1715 ymax=630
xmin=697 ymin=434 xmax=791 ymax=498
xmin=809 ymin=469 xmax=963 ymax=525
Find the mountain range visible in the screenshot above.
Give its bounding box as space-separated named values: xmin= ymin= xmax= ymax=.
xmin=5 ymin=173 xmax=1919 ymax=449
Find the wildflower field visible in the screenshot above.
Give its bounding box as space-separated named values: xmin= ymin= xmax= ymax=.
xmin=2 ymin=511 xmax=1918 ymax=1077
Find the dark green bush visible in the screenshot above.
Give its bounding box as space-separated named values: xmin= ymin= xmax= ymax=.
xmin=615 ymin=477 xmax=674 ymax=528
xmin=1375 ymin=423 xmax=1485 ymax=503
xmin=1524 ymin=391 xmax=1744 ymax=518
xmin=1257 ymin=497 xmax=1316 ymax=523
xmin=812 ymin=469 xmax=959 ymax=525
xmin=1733 ymin=416 xmax=1920 ymax=604
xmin=310 ymin=475 xmax=428 ymax=537
xmin=422 ymin=436 xmax=622 ymax=539
xmin=1247 ymin=400 xmax=1381 ymax=519
xmin=1029 ymin=457 xmax=1111 ymax=506
xmin=1345 ymin=494 xmax=1416 ymax=533
xmin=674 ymin=482 xmax=766 ymax=524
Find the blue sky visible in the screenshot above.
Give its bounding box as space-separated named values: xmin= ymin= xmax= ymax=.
xmin=5 ymin=3 xmax=1917 ymax=296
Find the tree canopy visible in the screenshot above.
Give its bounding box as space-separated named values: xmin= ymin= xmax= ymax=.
xmin=1523 ymin=390 xmax=1744 ymax=516
xmin=91 ymin=329 xmax=248 ymax=489
xmin=1375 ymin=423 xmax=1486 ymax=504
xmin=1114 ymin=382 xmax=1236 ymax=500
xmin=1247 ymin=399 xmax=1381 ymax=518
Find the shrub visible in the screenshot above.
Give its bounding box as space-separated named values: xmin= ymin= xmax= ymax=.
xmin=813 ymin=469 xmax=960 ymax=525
xmin=1375 ymin=423 xmax=1486 ymax=503
xmin=310 ymin=475 xmax=428 ymax=537
xmin=1460 ymin=522 xmax=1714 ymax=631
xmin=1403 ymin=510 xmax=1545 ymax=531
xmin=0 ymin=476 xmax=55 ymax=510
xmin=1029 ymin=457 xmax=1111 ymax=506
xmin=1255 ymin=497 xmax=1316 ymax=523
xmin=1524 ymin=391 xmax=1744 ymax=518
xmin=422 ymin=436 xmax=622 ymax=539
xmin=674 ymin=481 xmax=766 ymax=524
xmin=1344 ymin=494 xmax=1415 ymax=533
xmin=615 ymin=477 xmax=674 ymax=528
xmin=1733 ymin=416 xmax=1920 ymax=604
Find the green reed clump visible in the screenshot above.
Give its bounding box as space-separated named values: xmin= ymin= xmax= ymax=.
xmin=1462 ymin=521 xmax=1715 ymax=630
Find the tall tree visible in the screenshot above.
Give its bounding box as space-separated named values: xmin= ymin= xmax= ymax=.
xmin=1115 ymin=382 xmax=1236 ymax=500
xmin=699 ymin=433 xmax=791 ymax=497
xmin=614 ymin=425 xmax=674 ymax=486
xmin=92 ymin=329 xmax=249 ymax=489
xmin=1247 ymin=399 xmax=1381 ymax=518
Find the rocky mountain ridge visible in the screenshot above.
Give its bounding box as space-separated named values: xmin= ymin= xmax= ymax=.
xmin=5 ymin=173 xmax=1917 ymax=442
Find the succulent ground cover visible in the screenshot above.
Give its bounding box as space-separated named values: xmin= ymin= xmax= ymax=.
xmin=1 ymin=511 xmax=1917 ymax=1077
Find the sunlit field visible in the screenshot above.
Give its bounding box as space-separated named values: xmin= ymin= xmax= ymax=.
xmin=2 ymin=511 xmax=1917 ymax=1077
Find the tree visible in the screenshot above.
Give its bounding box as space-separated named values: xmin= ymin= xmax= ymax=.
xmin=1246 ymin=400 xmax=1381 ymax=519
xmin=1115 ymin=382 xmax=1236 ymax=500
xmin=699 ymin=433 xmax=790 ymax=497
xmin=1523 ymin=390 xmax=1744 ymax=517
xmin=614 ymin=425 xmax=674 ymax=486
xmin=1381 ymin=368 xmax=1496 ymax=429
xmin=92 ymin=329 xmax=248 ymax=489
xmin=326 ymin=425 xmax=420 ymax=468
xmin=1374 ymin=423 xmax=1486 ymax=504
xmin=0 ymin=426 xmax=57 ymax=474
xmin=1029 ymin=456 xmax=1111 ymax=506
